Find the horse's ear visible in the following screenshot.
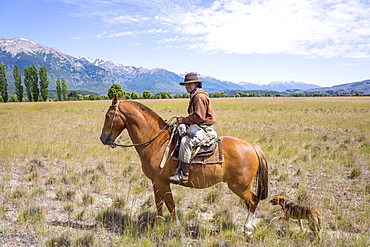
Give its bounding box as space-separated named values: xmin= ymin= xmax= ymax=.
xmin=112 ymin=93 xmax=118 ymax=105
xmin=120 ymin=94 xmax=125 ymax=100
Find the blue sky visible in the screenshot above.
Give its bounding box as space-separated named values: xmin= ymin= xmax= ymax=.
xmin=1 ymin=0 xmax=369 ymax=87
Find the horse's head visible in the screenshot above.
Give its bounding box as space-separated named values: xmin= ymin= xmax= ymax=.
xmin=100 ymin=94 xmax=126 ymax=148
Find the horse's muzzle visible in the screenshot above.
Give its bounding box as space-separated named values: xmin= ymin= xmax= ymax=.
xmin=100 ymin=133 xmax=115 ymax=148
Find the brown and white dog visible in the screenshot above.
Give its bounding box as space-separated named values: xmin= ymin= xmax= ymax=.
xmin=270 ymin=195 xmax=321 ymax=234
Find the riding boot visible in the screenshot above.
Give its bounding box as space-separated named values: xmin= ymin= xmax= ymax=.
xmin=168 ymin=162 xmax=191 ymax=184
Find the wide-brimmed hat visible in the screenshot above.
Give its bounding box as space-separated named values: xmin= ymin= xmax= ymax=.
xmin=179 ymin=72 xmax=203 ymax=85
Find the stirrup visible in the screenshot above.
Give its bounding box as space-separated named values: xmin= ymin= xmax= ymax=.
xmin=168 ymin=172 xmax=188 ymax=184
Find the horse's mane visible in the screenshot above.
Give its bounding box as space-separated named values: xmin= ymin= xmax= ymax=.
xmin=121 ymin=100 xmax=166 ymax=125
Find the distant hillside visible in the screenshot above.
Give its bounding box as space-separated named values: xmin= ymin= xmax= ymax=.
xmin=298 ymin=79 xmax=370 ymax=95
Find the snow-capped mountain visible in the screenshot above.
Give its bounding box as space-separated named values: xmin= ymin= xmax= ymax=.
xmin=0 ymin=37 xmax=77 ymax=65
xmin=79 ymin=57 xmax=246 ymax=93
xmin=0 ymin=38 xmax=123 ymax=93
xmin=239 ymin=80 xmax=321 ymax=92
xmin=1 ymin=37 xmax=55 ymax=57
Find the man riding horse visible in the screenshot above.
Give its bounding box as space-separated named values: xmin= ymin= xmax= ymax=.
xmin=100 ymin=81 xmax=268 ymax=230
xmin=168 ymin=72 xmax=218 ymax=184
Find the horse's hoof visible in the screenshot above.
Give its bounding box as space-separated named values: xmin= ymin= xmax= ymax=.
xmin=244 ymin=222 xmax=256 ymax=235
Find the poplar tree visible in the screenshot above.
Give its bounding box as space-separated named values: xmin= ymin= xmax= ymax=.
xmin=39 ymin=65 xmax=49 ymax=101
xmin=56 ymin=78 xmax=62 ymax=101
xmin=61 ymin=79 xmax=67 ymax=101
xmin=0 ymin=63 xmax=8 ymax=103
xmin=13 ymin=65 xmax=23 ymax=102
xmin=24 ymin=66 xmax=33 ymax=101
xmin=30 ymin=65 xmax=39 ymax=102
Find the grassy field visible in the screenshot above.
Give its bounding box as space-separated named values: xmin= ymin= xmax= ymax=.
xmin=0 ymin=97 xmax=369 ymax=246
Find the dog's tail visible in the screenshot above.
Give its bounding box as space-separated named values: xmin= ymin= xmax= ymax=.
xmin=252 ymin=144 xmax=268 ymax=200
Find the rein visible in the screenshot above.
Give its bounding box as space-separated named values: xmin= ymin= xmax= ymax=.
xmin=109 ymin=100 xmax=177 ymax=148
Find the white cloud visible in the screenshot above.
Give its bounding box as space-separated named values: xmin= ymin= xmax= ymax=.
xmin=103 ymin=14 xmax=150 ymax=24
xmin=161 ymin=0 xmax=370 ymax=58
xmin=64 ymin=0 xmax=370 ymax=58
xmin=94 ymin=28 xmax=166 ymax=38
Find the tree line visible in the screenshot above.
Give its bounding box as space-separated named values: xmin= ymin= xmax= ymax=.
xmin=107 ymin=84 xmax=191 ymax=99
xmin=0 ymin=63 xmax=51 ymax=102
xmin=0 ymin=63 xmax=80 ymax=102
xmin=107 ymin=84 xmax=236 ymax=99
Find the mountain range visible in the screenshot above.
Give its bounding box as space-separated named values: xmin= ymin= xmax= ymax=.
xmin=297 ymin=80 xmax=370 ymax=95
xmin=1 ymin=37 xmax=369 ymax=95
xmin=239 ymin=80 xmax=320 ymax=92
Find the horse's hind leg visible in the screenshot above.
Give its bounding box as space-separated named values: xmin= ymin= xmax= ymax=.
xmin=228 ymin=184 xmax=260 ymax=233
xmin=243 ymin=190 xmax=260 ymax=232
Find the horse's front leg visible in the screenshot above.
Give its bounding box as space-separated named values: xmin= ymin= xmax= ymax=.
xmin=152 ymin=182 xmax=164 ymax=217
xmin=152 ymin=180 xmax=179 ymax=225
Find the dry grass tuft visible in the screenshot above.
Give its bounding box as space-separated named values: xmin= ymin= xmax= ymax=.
xmin=18 ymin=205 xmax=44 ymax=224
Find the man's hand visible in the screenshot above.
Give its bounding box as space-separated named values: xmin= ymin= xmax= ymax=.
xmin=177 ymin=117 xmax=184 ymax=124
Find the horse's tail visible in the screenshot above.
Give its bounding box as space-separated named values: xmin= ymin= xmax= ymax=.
xmin=252 ymin=144 xmax=269 ymax=200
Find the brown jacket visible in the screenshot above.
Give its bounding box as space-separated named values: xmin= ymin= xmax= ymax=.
xmin=182 ymin=88 xmax=216 ymax=126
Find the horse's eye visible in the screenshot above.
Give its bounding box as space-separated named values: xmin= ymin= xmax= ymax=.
xmin=105 ymin=115 xmax=110 ymax=120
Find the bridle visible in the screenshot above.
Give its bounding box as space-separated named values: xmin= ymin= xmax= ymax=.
xmin=107 ymin=101 xmax=120 ymax=138
xmin=107 ymin=100 xmax=177 ymax=148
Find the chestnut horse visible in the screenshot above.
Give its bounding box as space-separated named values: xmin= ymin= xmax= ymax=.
xmin=100 ymin=95 xmax=268 ymax=232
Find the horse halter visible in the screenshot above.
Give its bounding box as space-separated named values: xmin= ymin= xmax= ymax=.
xmin=107 ymin=100 xmax=120 ymax=138
xmin=107 ymin=100 xmax=177 ymax=148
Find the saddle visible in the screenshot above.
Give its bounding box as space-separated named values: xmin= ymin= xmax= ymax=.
xmin=189 ymin=138 xmax=224 ymax=164
xmin=171 ymin=133 xmax=224 ymax=165
xmin=159 ymin=124 xmax=224 ymax=168
xmin=193 ymin=141 xmax=218 ymax=157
